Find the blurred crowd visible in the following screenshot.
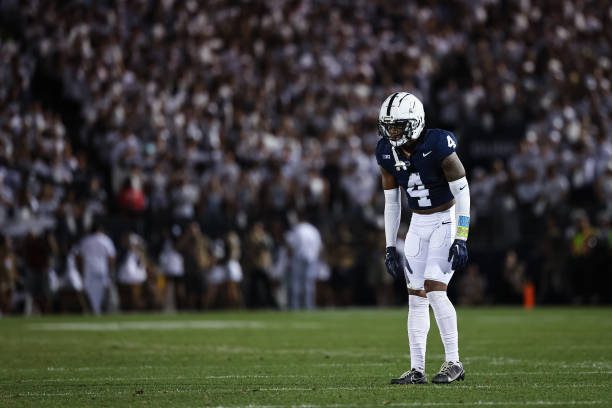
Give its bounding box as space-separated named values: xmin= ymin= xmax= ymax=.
xmin=0 ymin=0 xmax=610 ymax=315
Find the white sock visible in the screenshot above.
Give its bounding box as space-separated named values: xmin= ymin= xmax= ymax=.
xmin=427 ymin=291 xmax=459 ymax=362
xmin=408 ymin=295 xmax=430 ymax=372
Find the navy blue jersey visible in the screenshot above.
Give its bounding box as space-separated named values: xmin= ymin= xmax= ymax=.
xmin=376 ymin=129 xmax=457 ymax=210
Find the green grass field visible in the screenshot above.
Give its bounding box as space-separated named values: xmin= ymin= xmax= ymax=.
xmin=0 ymin=308 xmax=611 ymax=407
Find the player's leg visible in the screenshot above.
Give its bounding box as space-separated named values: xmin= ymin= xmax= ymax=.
xmin=424 ymin=209 xmax=464 ymax=383
xmin=84 ymin=278 xmax=103 ymax=315
xmin=304 ymin=260 xmax=317 ymax=310
xmin=391 ymin=219 xmax=429 ymax=384
xmin=288 ymin=257 xmax=301 ymax=309
xmin=425 ymin=280 xmax=464 ymax=383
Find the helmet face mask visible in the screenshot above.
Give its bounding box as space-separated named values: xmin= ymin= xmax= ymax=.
xmin=378 ymin=92 xmax=425 ymax=147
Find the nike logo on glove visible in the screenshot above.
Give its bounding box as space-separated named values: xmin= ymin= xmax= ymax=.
xmin=459 ymin=185 xmax=467 ymax=190
xmin=423 ymin=151 xmax=432 ymax=157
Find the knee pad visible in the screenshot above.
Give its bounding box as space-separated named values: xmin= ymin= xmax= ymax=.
xmin=426 ymin=291 xmax=455 ymax=318
xmin=409 ymin=294 xmax=429 ymax=309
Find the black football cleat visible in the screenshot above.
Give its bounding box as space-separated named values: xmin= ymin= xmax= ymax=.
xmin=432 ymin=361 xmax=465 ymax=384
xmin=390 ymin=368 xmax=427 ymax=384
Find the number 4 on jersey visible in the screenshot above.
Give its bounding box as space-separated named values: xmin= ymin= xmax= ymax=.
xmin=407 ymin=173 xmax=432 ymax=207
xmin=447 ymin=135 xmax=456 ymax=149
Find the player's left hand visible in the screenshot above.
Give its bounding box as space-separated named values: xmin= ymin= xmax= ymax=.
xmin=448 ymin=239 xmax=468 ymax=270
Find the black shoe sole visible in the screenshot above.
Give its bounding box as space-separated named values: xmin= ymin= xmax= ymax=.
xmin=431 ymin=371 xmax=465 ymax=384
xmin=390 ymin=377 xmax=427 ymax=385
xmin=390 ymin=380 xmax=427 ymax=385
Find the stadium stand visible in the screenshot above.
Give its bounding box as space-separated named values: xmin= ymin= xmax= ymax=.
xmin=0 ymin=0 xmax=610 ymax=314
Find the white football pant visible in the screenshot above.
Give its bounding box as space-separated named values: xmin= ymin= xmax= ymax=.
xmin=403 ymin=206 xmax=456 ymax=290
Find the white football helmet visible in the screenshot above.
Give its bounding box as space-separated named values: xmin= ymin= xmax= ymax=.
xmin=378 ymin=92 xmax=425 ymax=146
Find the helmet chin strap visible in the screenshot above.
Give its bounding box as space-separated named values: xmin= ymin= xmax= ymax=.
xmin=391 ymin=146 xmax=408 ymax=171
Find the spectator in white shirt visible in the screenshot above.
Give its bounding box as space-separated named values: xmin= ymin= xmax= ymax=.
xmin=285 ymin=213 xmax=323 ymax=310
xmin=159 ymin=231 xmax=185 ymax=311
xmin=117 ymin=233 xmax=148 ymax=311
xmin=56 ymin=241 xmax=88 ymax=313
xmin=77 ymin=223 xmax=116 ymax=315
xmin=206 ymin=232 xmax=244 ymax=309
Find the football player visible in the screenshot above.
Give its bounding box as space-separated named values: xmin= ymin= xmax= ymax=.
xmin=376 ymin=92 xmax=469 ymax=384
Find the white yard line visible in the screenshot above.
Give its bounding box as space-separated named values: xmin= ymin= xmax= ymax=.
xmin=203 ymin=403 xmax=605 ymax=408
xmin=4 ymin=363 xmax=611 ymax=376
xmin=218 ymin=384 xmax=609 ymax=390
xmin=314 ymin=362 xmax=392 ymax=367
xmin=10 ymin=395 xmax=605 ymax=406
xmin=27 ymin=321 xmax=320 ymax=331
xmin=7 ymin=370 xmax=612 ymax=383
xmin=200 ymin=346 xmax=397 ymax=358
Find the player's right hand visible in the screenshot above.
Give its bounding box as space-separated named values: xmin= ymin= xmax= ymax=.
xmin=384 ymin=246 xmax=403 ymax=280
xmin=448 ymin=239 xmax=468 ymax=270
